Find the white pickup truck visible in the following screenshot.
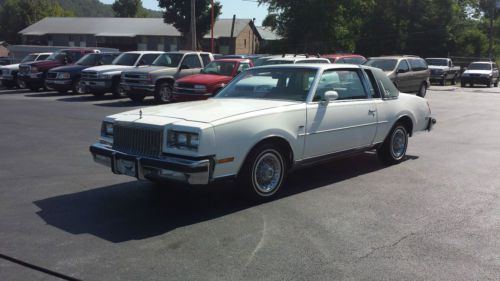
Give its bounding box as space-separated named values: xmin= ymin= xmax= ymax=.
xmin=425 ymin=58 xmax=461 ymax=86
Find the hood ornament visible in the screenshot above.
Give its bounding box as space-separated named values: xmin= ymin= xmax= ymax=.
xmin=139 ymin=109 xmax=142 ymax=119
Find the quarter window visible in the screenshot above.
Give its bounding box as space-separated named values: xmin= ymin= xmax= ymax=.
xmin=313 ymin=70 xmax=367 ymax=101
xmin=408 ymin=58 xmax=428 ymax=71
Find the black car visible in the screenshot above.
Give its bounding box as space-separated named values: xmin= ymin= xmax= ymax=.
xmin=45 ymin=52 xmax=120 ymax=94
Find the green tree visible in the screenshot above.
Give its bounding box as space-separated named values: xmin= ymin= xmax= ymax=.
xmin=0 ymin=0 xmax=73 ymax=43
xmin=158 ymin=0 xmax=222 ymax=49
xmin=112 ymin=0 xmax=147 ymax=18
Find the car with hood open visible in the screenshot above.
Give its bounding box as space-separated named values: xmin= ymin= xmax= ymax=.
xmin=172 ymin=58 xmax=253 ymax=102
xmin=120 ymin=51 xmax=213 ymax=103
xmin=0 ymin=52 xmax=51 ymax=88
xmin=46 ymin=52 xmax=121 ymax=94
xmin=81 ymin=51 xmax=164 ymax=97
xmin=90 ymin=63 xmax=436 ymax=201
xmin=18 ymin=49 xmax=99 ymax=91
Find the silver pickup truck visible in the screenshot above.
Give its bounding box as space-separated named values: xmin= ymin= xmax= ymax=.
xmin=425 ymin=58 xmax=461 ymax=86
xmin=121 ymin=51 xmax=213 ymax=103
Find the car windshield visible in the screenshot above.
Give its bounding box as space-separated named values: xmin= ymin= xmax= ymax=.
xmin=76 ymin=54 xmax=100 ymax=66
xmin=426 ymin=59 xmax=448 ymax=66
xmin=113 ymin=53 xmax=140 ymax=66
xmin=151 ymin=54 xmax=183 ymax=67
xmin=201 ymin=61 xmax=236 ymax=76
xmin=262 ymin=60 xmax=294 ymax=65
xmin=468 ymin=63 xmax=492 ymax=70
xmin=364 ymin=59 xmax=398 ymax=71
xmin=253 ymin=57 xmax=274 ymax=66
xmin=341 ymin=57 xmax=367 ymax=65
xmin=46 ymin=51 xmax=67 ymax=61
xmin=215 ymin=67 xmax=317 ymax=102
xmin=21 ymin=54 xmax=38 ymax=63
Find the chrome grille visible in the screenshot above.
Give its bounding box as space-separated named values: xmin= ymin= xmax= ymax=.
xmin=82 ymin=71 xmax=98 ymax=79
xmin=19 ymin=65 xmax=30 ymax=75
xmin=47 ymin=72 xmax=57 ymax=79
xmin=113 ymin=124 xmax=163 ymax=158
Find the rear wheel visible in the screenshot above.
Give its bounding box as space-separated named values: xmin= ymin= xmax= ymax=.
xmin=417 ymin=82 xmax=427 ymax=97
xmin=378 ymin=123 xmax=409 ymax=165
xmin=154 ymin=82 xmax=173 ymax=104
xmin=238 ymin=143 xmax=288 ymax=201
xmin=488 ymin=79 xmax=493 ymax=88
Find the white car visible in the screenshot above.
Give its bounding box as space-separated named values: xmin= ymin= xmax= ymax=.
xmin=461 ymin=61 xmax=499 ymax=88
xmin=0 ymin=52 xmax=52 ymax=88
xmin=81 ymin=51 xmax=164 ymax=97
xmin=90 ymin=64 xmax=436 ymax=200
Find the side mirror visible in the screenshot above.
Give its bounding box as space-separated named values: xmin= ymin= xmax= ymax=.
xmin=322 ymin=90 xmax=339 ymax=104
xmin=180 ymin=64 xmax=189 ymax=70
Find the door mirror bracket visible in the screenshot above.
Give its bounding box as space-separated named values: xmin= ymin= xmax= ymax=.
xmin=321 ymin=91 xmax=339 ymax=105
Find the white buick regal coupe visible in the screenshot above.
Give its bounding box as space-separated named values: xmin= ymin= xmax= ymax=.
xmin=90 ymin=64 xmax=435 ymax=200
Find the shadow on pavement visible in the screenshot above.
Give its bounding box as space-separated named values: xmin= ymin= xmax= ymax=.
xmin=33 ymin=153 xmax=418 ymax=243
xmin=0 ymin=88 xmax=32 ymax=95
xmin=24 ymin=91 xmax=73 ymax=98
xmin=57 ymin=95 xmax=116 ymax=102
xmin=93 ymin=99 xmax=157 ymax=107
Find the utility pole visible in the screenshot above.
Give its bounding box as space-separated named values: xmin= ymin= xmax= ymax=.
xmin=190 ymin=0 xmax=197 ymax=50
xmin=211 ymin=0 xmax=214 ymax=53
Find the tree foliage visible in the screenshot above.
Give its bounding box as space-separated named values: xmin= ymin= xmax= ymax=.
xmin=0 ymin=0 xmax=73 ymax=43
xmin=158 ymin=0 xmax=222 ymax=49
xmin=112 ymin=0 xmax=147 ymax=18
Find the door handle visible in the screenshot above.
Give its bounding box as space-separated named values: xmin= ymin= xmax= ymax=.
xmin=368 ymin=109 xmax=377 ymax=115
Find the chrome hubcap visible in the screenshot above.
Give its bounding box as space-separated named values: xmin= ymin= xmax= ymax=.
xmin=391 ymin=128 xmax=407 ymax=159
xmin=253 ymin=151 xmax=283 ymax=194
xmin=160 ymin=86 xmax=172 ymax=101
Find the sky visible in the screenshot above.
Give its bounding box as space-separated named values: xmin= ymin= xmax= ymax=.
xmin=99 ymin=0 xmax=269 ymax=25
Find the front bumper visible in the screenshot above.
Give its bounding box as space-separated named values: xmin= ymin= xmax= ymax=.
xmin=46 ymin=79 xmax=73 ymax=90
xmin=18 ymin=73 xmax=44 ymax=86
xmin=173 ymin=90 xmax=212 ymax=102
xmin=121 ymin=82 xmax=156 ymax=94
xmin=0 ymin=75 xmax=14 ymax=81
xmin=461 ymin=76 xmax=491 ymax=85
xmin=82 ymin=79 xmax=112 ymax=91
xmin=426 ymin=117 xmax=436 ymax=131
xmin=89 ymin=143 xmax=212 ymax=185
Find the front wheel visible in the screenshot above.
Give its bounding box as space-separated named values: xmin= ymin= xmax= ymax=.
xmin=238 ymin=143 xmax=288 ymax=201
xmin=72 ymin=78 xmax=85 ymax=94
xmin=377 ymin=123 xmax=409 ymax=165
xmin=417 ymin=82 xmax=427 ymax=98
xmin=111 ymin=80 xmax=124 ymax=98
xmin=154 ymin=82 xmax=173 ymax=104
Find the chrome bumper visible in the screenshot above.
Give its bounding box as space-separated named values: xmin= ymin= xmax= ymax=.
xmin=121 ymin=82 xmax=155 ymax=93
xmin=426 ymin=117 xmax=436 ymax=131
xmin=89 ymin=143 xmax=212 ymax=185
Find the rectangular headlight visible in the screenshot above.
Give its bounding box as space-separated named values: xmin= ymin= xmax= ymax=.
xmin=167 ymin=130 xmax=199 ymax=151
xmin=101 ymin=121 xmax=113 ymax=138
xmin=57 ymin=72 xmax=71 ymax=79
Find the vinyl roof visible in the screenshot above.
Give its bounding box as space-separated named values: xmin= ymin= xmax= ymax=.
xmin=19 ymin=17 xmax=258 ymax=39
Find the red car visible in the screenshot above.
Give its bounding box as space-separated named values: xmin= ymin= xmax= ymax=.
xmin=321 ymin=54 xmax=366 ymax=64
xmin=173 ymin=58 xmax=253 ymax=102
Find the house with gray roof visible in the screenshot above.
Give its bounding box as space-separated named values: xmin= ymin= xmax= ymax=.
xmin=19 ymin=17 xmax=265 ymax=55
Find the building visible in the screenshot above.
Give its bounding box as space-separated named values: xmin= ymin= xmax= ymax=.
xmin=19 ymin=17 xmax=265 ymax=55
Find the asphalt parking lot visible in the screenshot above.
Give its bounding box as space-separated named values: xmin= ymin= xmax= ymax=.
xmin=1 ymin=85 xmax=500 ymax=281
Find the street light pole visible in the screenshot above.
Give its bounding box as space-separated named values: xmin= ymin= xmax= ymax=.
xmin=190 ymin=0 xmax=197 ymax=50
xmin=211 ymin=0 xmax=214 ymax=53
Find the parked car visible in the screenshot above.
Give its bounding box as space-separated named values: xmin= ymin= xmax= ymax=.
xmin=172 ymin=58 xmax=254 ymax=102
xmin=425 ymin=58 xmax=461 ymax=85
xmin=81 ymin=51 xmax=164 ymax=97
xmin=17 ymin=49 xmax=99 ymax=91
xmin=0 ymin=57 xmax=13 ymax=65
xmin=0 ymin=52 xmax=51 ymax=88
xmin=321 ymin=54 xmax=367 ymax=64
xmin=121 ymin=51 xmax=213 ymax=103
xmin=90 ymin=64 xmax=435 ymax=200
xmin=364 ymin=55 xmax=430 ymax=97
xmin=45 ymin=52 xmax=121 ymax=94
xmin=262 ymin=57 xmax=330 ymax=65
xmin=460 ymin=61 xmax=499 ymax=88
xmin=253 ymin=55 xmax=308 ymax=66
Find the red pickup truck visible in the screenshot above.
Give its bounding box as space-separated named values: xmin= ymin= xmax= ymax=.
xmin=172 ymin=58 xmax=253 ymax=102
xmin=18 ymin=48 xmax=99 ymax=91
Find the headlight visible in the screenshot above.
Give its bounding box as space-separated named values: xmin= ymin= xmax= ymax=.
xmin=101 ymin=121 xmax=113 ymax=138
xmin=167 ymin=130 xmax=199 ymax=151
xmin=57 ymin=72 xmax=71 ymax=79
xmin=194 ymin=84 xmax=207 ymax=91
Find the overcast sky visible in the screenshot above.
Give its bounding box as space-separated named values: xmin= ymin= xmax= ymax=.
xmin=99 ymin=0 xmax=269 ymax=25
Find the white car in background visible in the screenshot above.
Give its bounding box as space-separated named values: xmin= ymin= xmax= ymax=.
xmin=90 ymin=64 xmax=435 ymax=200
xmin=0 ymin=52 xmax=52 ymax=88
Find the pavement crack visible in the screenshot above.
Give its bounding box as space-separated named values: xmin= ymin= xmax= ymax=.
xmin=359 ymin=232 xmax=416 ymax=260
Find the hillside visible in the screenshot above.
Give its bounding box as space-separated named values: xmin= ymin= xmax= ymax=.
xmin=0 ymin=0 xmax=162 ymax=18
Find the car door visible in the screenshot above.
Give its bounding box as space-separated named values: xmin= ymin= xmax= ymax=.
xmin=394 ymin=59 xmax=412 ymax=92
xmin=303 ymin=69 xmax=378 ymax=159
xmin=176 ymin=54 xmax=203 ymax=79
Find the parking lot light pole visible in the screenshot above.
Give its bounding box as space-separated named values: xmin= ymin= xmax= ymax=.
xmin=191 ymin=0 xmax=197 ymax=51
xmin=211 ymin=0 xmax=214 ymax=53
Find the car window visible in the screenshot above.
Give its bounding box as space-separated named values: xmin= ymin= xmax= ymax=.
xmin=468 ymin=63 xmax=492 ymax=70
xmin=202 ymin=61 xmax=236 ymax=76
xmin=237 ymin=62 xmax=251 ymax=72
xmin=313 ymin=69 xmax=367 ymax=101
xmin=37 ymin=54 xmax=50 ymax=61
xmin=372 ymin=68 xmax=399 ymax=98
xmin=101 ymin=54 xmax=117 ymax=65
xmin=113 ymin=53 xmax=140 ymax=66
xmin=336 ymin=58 xmax=345 ymax=63
xmin=182 ymin=54 xmax=202 ymax=68
xmin=138 ymin=54 xmax=160 ymax=66
xmin=364 ymin=59 xmax=397 ymax=71
xmin=200 ymin=54 xmax=212 ymax=66
xmin=216 ymin=67 xmax=317 ymax=102
xmin=397 ymin=60 xmax=410 ymax=73
xmin=409 ymin=58 xmax=428 ymax=71
xmin=363 ymin=69 xmax=381 ymax=98
xmin=342 ymin=57 xmax=367 ymax=65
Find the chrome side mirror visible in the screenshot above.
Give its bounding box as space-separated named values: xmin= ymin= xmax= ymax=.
xmin=322 ymin=90 xmax=339 ymax=105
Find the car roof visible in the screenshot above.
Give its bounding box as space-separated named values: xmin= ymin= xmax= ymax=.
xmin=124 ymin=51 xmax=165 ymax=54
xmin=252 ymin=63 xmax=364 ymax=71
xmin=32 ymin=52 xmax=52 ymax=56
xmin=321 ymin=54 xmax=365 ymax=58
xmin=470 ymin=61 xmax=493 ymax=64
xmin=426 ymin=58 xmax=449 ymax=60
xmin=213 ymin=58 xmax=252 ymax=63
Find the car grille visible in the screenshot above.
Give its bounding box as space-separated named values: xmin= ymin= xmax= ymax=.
xmin=123 ymin=73 xmax=149 ymax=84
xmin=1 ymin=69 xmax=9 ymax=76
xmin=47 ymin=72 xmax=57 ymax=79
xmin=19 ymin=65 xmax=30 ymax=75
xmin=113 ymin=124 xmax=163 ymax=158
xmin=82 ymin=71 xmax=98 ymax=79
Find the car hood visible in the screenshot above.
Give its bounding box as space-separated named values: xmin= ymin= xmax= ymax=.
xmin=49 ymin=64 xmax=87 ymax=73
xmin=463 ymin=69 xmax=491 ymax=75
xmin=1 ymin=63 xmax=20 ymax=70
xmin=176 ymin=74 xmax=232 ymax=85
xmin=428 ymin=66 xmax=449 ymax=70
xmin=25 ymin=60 xmax=63 ymax=68
xmin=124 ymin=66 xmax=177 ymax=74
xmin=84 ymin=65 xmax=131 ymax=73
xmin=115 ymin=98 xmax=299 ymax=124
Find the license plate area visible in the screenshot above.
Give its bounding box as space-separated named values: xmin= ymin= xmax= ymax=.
xmin=115 ymin=158 xmax=137 ymax=177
